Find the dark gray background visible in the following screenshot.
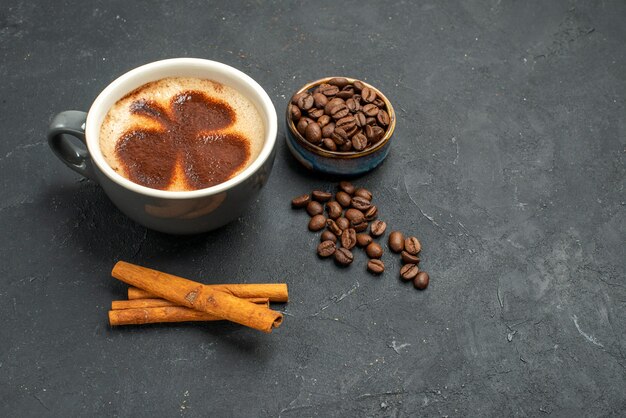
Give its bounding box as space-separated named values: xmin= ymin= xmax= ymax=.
xmin=1 ymin=0 xmax=625 ymax=416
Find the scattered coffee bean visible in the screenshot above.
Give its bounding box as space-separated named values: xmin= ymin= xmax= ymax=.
xmin=354 ymin=188 xmax=373 ymax=201
xmin=309 ymin=214 xmax=327 ymax=231
xmin=321 ymin=230 xmax=337 ymax=243
xmin=336 ymin=191 xmax=352 ymax=207
xmin=312 ymin=190 xmax=332 ymax=202
xmin=326 ymin=201 xmax=342 ymax=219
xmin=334 ymin=247 xmax=354 ymax=266
xmin=400 ymin=263 xmax=419 ymax=281
xmin=339 ymin=181 xmax=355 ymax=195
xmin=365 ymin=242 xmax=383 ymax=259
xmin=367 ymin=259 xmax=385 ymax=274
xmin=364 ymin=205 xmax=378 ymax=221
xmin=353 ymin=221 xmax=369 ymax=232
xmin=401 ymin=251 xmax=420 ymax=264
xmin=336 ymin=217 xmax=350 ymax=230
xmin=345 ymin=208 xmax=365 ymax=225
xmin=351 ymin=196 xmax=372 ymax=211
xmin=291 ymin=194 xmax=310 ymax=208
xmin=388 ymin=231 xmax=404 ymax=253
xmin=413 ymin=271 xmax=429 ymax=290
xmin=404 ymin=237 xmax=421 ymax=255
xmin=306 ymin=201 xmax=323 ymax=216
xmin=326 ymin=219 xmax=343 ymax=236
xmin=356 ymin=233 xmax=373 ymax=247
xmin=317 ymin=240 xmax=336 ymax=257
xmin=341 ymin=228 xmax=357 ymax=250
xmin=370 ymin=220 xmax=387 ymax=237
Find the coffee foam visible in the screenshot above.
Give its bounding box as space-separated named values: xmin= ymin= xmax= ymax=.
xmin=99 ymin=77 xmax=265 ymax=191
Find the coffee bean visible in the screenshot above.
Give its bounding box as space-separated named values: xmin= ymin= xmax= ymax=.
xmin=400 ymin=263 xmax=419 ymax=281
xmin=336 ymin=89 xmax=354 ymax=100
xmin=326 ymin=219 xmax=343 ymax=236
xmin=354 ymin=112 xmax=367 ymax=127
xmin=324 ymin=97 xmax=344 ymax=115
xmin=353 ymin=221 xmax=368 ymax=232
xmin=351 ymin=196 xmax=372 ymax=211
xmin=404 ymin=237 xmax=422 ymax=255
xmin=370 ymin=220 xmax=387 ymax=237
xmin=362 ymin=103 xmax=379 ymax=117
xmin=308 ymin=214 xmax=327 ymax=231
xmin=338 ymin=139 xmax=352 ymax=152
xmin=356 ymin=233 xmax=373 ymax=247
xmin=328 ymin=77 xmax=350 ymax=88
xmin=331 ymin=127 xmax=349 ymax=145
xmin=364 ymin=205 xmax=378 ymax=221
xmin=413 ymin=271 xmax=429 ymax=290
xmin=367 ymin=259 xmax=385 ymax=274
xmin=377 ymin=109 xmax=390 ymax=126
xmin=336 ymin=191 xmax=352 ymax=207
xmin=336 ymin=115 xmax=356 ymax=132
xmin=307 ymin=108 xmax=324 ymax=119
xmin=291 ymin=91 xmax=307 ymax=105
xmin=373 ymin=98 xmax=385 ymax=108
xmin=322 ymin=138 xmax=337 ymax=151
xmin=388 ymin=231 xmax=404 ymax=253
xmin=341 ymin=228 xmax=357 ymax=250
xmin=306 ymin=201 xmax=323 ymax=216
xmin=321 ymin=230 xmax=337 ymax=243
xmin=354 ymin=188 xmax=372 ymax=200
xmin=296 ymin=93 xmax=314 ymax=110
xmin=290 ymin=104 xmax=302 ymax=121
xmin=346 ymin=98 xmax=360 ymax=113
xmin=352 ymin=132 xmax=367 ymax=151
xmin=312 ymin=190 xmax=332 ymax=202
xmin=401 ymin=251 xmax=420 ymax=264
xmin=365 ymin=125 xmax=378 ymax=143
xmin=344 ymin=124 xmax=359 ymax=138
xmin=326 ymin=201 xmax=342 ymax=219
xmin=371 ymin=125 xmax=385 ymax=141
xmin=365 ymin=242 xmax=383 ymax=258
xmin=313 ymin=92 xmax=328 ymax=108
xmin=296 ymin=118 xmax=312 ymax=136
xmin=353 ymin=80 xmax=365 ymax=92
xmin=330 ymin=103 xmax=349 ymax=120
xmin=334 ymin=247 xmax=353 ymax=266
xmin=345 ymin=208 xmax=365 ymax=225
xmin=322 ymin=122 xmax=335 ymax=138
xmin=339 ymin=181 xmax=355 ymax=195
xmin=366 ymin=117 xmax=377 ymax=126
xmin=336 ymin=217 xmax=350 ymax=230
xmin=361 ymin=86 xmax=377 ymax=103
xmin=305 ymin=122 xmax=322 ymax=144
xmin=291 ymin=194 xmax=310 ymax=208
xmin=318 ymin=83 xmax=339 ymax=96
xmin=317 ymin=240 xmax=336 ymax=257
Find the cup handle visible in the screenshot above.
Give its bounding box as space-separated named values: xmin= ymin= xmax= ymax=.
xmin=47 ymin=111 xmax=96 ymax=180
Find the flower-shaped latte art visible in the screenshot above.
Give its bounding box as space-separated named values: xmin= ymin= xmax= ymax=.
xmin=115 ymin=91 xmax=250 ymax=190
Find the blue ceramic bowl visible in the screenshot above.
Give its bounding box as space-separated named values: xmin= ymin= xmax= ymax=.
xmin=286 ymin=77 xmax=395 ymax=176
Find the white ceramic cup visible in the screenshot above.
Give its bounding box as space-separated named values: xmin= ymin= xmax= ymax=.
xmin=48 ymin=58 xmax=278 ymax=234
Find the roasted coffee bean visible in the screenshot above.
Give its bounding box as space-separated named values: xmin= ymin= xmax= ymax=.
xmin=365 ymin=125 xmax=379 ymax=142
xmin=318 ymin=114 xmax=331 ymax=127
xmin=365 ymin=242 xmax=383 ymax=259
xmin=321 ymin=230 xmax=337 ymax=243
xmin=354 ymin=112 xmax=367 ymax=127
xmin=326 ymin=201 xmax=343 ymax=219
xmin=373 ymin=98 xmax=385 ymax=108
xmin=336 ymin=89 xmax=354 ymax=100
xmin=346 ymin=98 xmax=360 ymax=113
xmin=377 ymin=109 xmax=390 ymax=126
xmin=364 ymin=205 xmax=378 ymax=221
xmin=313 ymin=92 xmax=328 ymax=108
xmin=308 ymin=214 xmax=327 ymax=231
xmin=339 ymin=181 xmax=355 ymax=195
xmin=370 ymin=220 xmax=387 ymax=237
xmin=341 ymin=228 xmax=357 ymax=250
xmin=318 ymin=83 xmax=339 ymax=96
xmin=356 ymin=233 xmax=373 ymax=247
xmin=401 ymin=251 xmax=420 ymax=264
xmin=324 ymin=97 xmax=344 ymax=115
xmin=366 ymin=117 xmax=377 ymax=126
xmin=317 ymin=240 xmax=336 ymax=257
xmin=296 ymin=93 xmax=314 ymax=110
xmin=336 ymin=115 xmax=356 ymax=132
xmin=312 ymin=190 xmax=332 ymax=202
xmin=296 ymin=118 xmax=312 ymax=136
xmin=351 ymin=196 xmax=372 ymax=211
xmin=338 ymin=139 xmax=352 ymax=151
xmin=344 ymin=124 xmax=359 ymax=138
xmin=336 ymin=217 xmax=350 ymax=230
xmin=291 ymin=91 xmax=307 ymax=105
xmin=306 ymin=201 xmax=324 ymax=216
xmin=331 ymin=127 xmax=349 ymax=145
xmin=330 ymin=103 xmax=350 ymax=120
xmin=367 ymin=259 xmax=385 ymax=274
xmin=334 ymin=247 xmax=354 ymax=266
xmin=354 ymin=188 xmax=372 ymax=200
xmin=291 ymin=194 xmax=310 ymax=208
xmin=362 ymin=103 xmax=379 ymax=117
xmin=371 ymin=125 xmax=385 ymax=140
xmin=353 ymin=221 xmax=368 ymax=232
xmin=413 ymin=271 xmax=429 ymax=290
xmin=322 ymin=138 xmax=337 ymax=151
xmin=388 ymin=231 xmax=404 ymax=253
xmin=353 ymin=94 xmax=362 ymax=103
xmin=352 ymin=132 xmax=368 ymax=151
xmin=336 ymin=191 xmax=352 ymax=207
xmin=322 ymin=122 xmax=335 ymax=138
xmin=361 ymin=86 xmax=377 ymax=103
xmin=290 ymin=104 xmax=302 ymax=121
xmin=308 ymin=107 xmax=324 ymax=119
xmin=326 ymin=219 xmax=343 ymax=236
xmin=404 ymin=237 xmax=422 ymax=255
xmin=305 ymin=122 xmax=322 ymax=144
xmin=400 ymin=263 xmax=419 ymax=281
xmin=353 ymin=80 xmax=365 ymax=92
xmin=328 ymin=77 xmax=350 ymax=88
xmin=345 ymin=208 xmax=365 ymax=225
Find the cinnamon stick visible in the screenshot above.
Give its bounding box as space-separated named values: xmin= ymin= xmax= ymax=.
xmin=111 ymin=261 xmax=283 ymax=333
xmin=109 ymin=306 xmax=224 ymax=326
xmin=111 ymin=297 xmax=269 ymax=310
xmin=127 ymin=283 xmax=288 ymax=302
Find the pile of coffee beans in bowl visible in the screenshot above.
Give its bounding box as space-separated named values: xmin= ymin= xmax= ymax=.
xmin=289 ymin=78 xmax=392 ymax=152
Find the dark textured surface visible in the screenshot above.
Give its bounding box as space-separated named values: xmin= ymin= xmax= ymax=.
xmin=1 ymin=1 xmax=625 ymax=416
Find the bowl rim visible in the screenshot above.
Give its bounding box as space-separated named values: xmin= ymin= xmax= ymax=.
xmin=286 ymin=77 xmax=395 ymax=159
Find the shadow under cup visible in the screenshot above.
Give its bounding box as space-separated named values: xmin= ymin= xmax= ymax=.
xmin=48 ymin=58 xmax=278 ymax=234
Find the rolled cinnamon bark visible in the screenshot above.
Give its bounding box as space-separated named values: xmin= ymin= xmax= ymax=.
xmin=111 ymin=261 xmax=283 ymax=333
xmin=127 ymin=283 xmax=288 ymax=302
xmin=109 ymin=306 xmax=223 ymax=326
xmin=112 ymin=297 xmax=270 ymax=310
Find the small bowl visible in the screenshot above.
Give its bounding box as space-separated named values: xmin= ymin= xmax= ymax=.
xmin=285 ymin=77 xmax=395 ymax=176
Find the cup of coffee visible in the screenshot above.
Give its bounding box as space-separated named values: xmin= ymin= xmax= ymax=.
xmin=48 ymin=58 xmax=277 ymax=234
